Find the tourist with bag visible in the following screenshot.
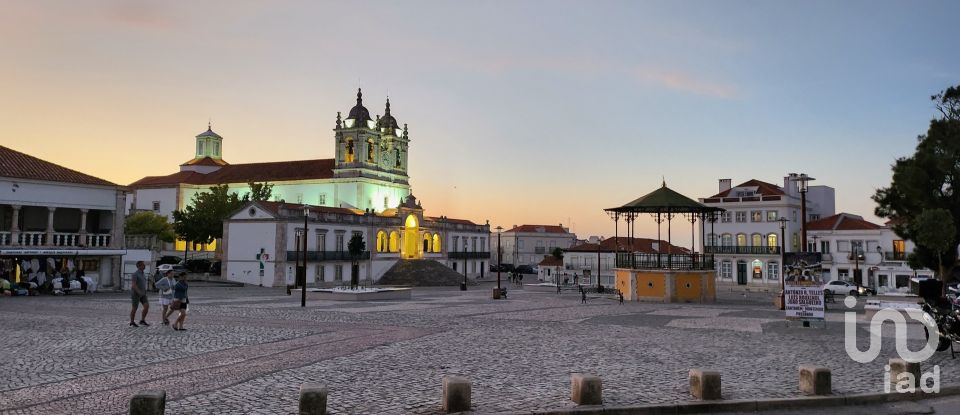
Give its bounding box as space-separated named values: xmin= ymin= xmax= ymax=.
xmin=171 ymin=272 xmax=189 ymax=331
xmin=155 ymin=270 xmax=175 ymax=325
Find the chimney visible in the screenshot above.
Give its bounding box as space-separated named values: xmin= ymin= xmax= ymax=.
xmin=652 ymin=241 xmax=660 ymax=252
xmin=719 ymin=179 xmax=731 ymax=193
xmin=785 ymin=173 xmax=798 ymax=196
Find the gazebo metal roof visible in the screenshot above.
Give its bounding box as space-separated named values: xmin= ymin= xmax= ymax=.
xmin=604 ymin=183 xmax=724 ymax=214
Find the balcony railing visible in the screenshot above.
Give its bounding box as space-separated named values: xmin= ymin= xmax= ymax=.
xmin=704 ymin=246 xmax=781 ymax=255
xmin=285 ymin=250 xmax=371 ymax=262
xmin=885 ymin=252 xmax=907 ymax=261
xmin=449 ymin=251 xmax=491 ymax=259
xmin=1 ymin=232 xmax=113 ymax=248
xmin=616 ymin=252 xmax=715 ymax=270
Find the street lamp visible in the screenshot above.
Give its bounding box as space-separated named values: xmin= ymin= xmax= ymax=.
xmin=300 ymin=205 xmax=309 ymax=308
xmin=461 ymin=242 xmax=467 ymax=291
xmin=777 ymin=216 xmax=788 ymax=310
xmin=789 ymin=173 xmax=815 ymax=253
xmin=496 ymin=226 xmax=503 ymax=298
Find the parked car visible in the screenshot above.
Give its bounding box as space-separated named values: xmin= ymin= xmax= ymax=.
xmin=209 ymin=261 xmax=222 ymax=276
xmin=822 ymin=280 xmax=874 ymax=296
xmin=515 ymin=265 xmax=535 ymax=274
xmin=156 ymin=263 xmax=187 ymax=275
xmin=185 ymin=259 xmax=212 ymax=273
xmin=156 ymin=256 xmax=183 ymax=266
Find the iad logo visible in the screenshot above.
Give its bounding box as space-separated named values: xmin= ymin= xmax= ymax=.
xmin=842 ymin=296 xmax=941 ymax=393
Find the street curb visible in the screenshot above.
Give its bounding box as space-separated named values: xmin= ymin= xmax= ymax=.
xmin=486 ymin=384 xmax=960 ymax=414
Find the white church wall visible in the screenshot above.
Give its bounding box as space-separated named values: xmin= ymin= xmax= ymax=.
xmin=225 ymin=221 xmax=278 ymax=286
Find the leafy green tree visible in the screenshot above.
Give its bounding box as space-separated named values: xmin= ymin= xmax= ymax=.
xmin=348 ymin=234 xmax=366 ymax=289
xmin=874 ymin=85 xmax=960 ymax=284
xmin=172 ymin=184 xmax=246 ymax=259
xmin=124 ymin=211 xmax=175 ymax=242
xmin=244 ymin=182 xmax=273 ymax=202
xmin=551 ymin=247 xmax=564 ymax=260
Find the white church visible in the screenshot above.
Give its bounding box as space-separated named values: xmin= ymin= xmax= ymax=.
xmin=128 ymin=89 xmax=490 ymax=286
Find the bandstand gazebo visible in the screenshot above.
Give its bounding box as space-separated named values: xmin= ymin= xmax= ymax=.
xmin=604 ymin=182 xmax=725 ymax=303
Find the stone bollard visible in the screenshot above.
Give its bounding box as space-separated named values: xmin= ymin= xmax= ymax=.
xmin=129 ymin=390 xmax=166 ymax=415
xmin=299 ymin=383 xmax=327 ymax=415
xmin=888 ymin=358 xmax=921 ymax=391
xmin=799 ymin=365 xmax=831 ymax=395
xmin=689 ymin=369 xmax=721 ymax=400
xmin=570 ymin=373 xmax=602 ymax=405
xmin=442 ymin=376 xmax=471 ymax=413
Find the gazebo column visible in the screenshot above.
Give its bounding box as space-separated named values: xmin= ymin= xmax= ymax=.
xmin=656 ymin=213 xmax=662 ymax=268
xmin=667 ymin=213 xmax=673 ymax=269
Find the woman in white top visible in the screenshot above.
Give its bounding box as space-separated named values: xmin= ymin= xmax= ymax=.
xmin=155 ymin=270 xmax=176 ymax=326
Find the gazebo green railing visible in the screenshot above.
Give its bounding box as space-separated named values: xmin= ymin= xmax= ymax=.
xmin=604 ymin=181 xmax=725 ymax=271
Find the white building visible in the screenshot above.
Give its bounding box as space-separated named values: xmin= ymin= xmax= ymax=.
xmin=496 ymin=224 xmax=577 ymax=268
xmin=0 ymin=145 xmax=127 ymax=289
xmin=223 ymin=195 xmax=490 ymax=287
xmin=700 ymin=175 xmax=835 ymax=286
xmin=561 ymin=236 xmax=688 ymax=288
xmin=806 ymin=213 xmax=933 ymax=293
xmin=128 ymin=89 xmax=413 ymax=256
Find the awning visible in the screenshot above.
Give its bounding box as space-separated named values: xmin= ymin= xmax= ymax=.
xmin=0 ymin=249 xmax=127 ymax=256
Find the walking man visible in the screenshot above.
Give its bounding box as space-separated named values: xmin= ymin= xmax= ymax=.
xmin=581 ymin=288 xmax=587 ymax=304
xmin=619 ymin=290 xmax=624 ymax=305
xmin=129 ymin=261 xmax=150 ymax=327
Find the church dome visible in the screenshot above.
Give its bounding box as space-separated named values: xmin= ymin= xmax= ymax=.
xmin=196 ymin=126 xmax=222 ymax=139
xmin=378 ymin=98 xmax=399 ymax=130
xmin=347 ymin=88 xmax=372 ymax=125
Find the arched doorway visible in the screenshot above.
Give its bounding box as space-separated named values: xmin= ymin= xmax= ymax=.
xmin=403 ymin=215 xmax=420 ymax=259
xmin=422 ymin=233 xmax=431 ymax=253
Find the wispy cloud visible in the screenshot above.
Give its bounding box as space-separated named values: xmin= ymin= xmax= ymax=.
xmin=633 ymin=65 xmax=738 ymax=98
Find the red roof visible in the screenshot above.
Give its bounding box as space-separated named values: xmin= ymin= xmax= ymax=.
xmin=181 ymin=157 xmax=229 ymax=166
xmin=567 ymin=237 xmax=690 ymax=254
xmin=129 ymin=158 xmax=335 ymax=188
xmin=253 ymin=201 xmax=360 ymax=217
xmin=710 ymin=179 xmax=785 ymax=198
xmin=426 ymin=216 xmax=477 ymax=226
xmin=0 ymin=145 xmax=117 ymax=187
xmin=505 ymin=224 xmax=569 ymax=234
xmin=806 ymin=213 xmax=882 ymax=231
xmin=538 ymin=256 xmax=564 ymax=266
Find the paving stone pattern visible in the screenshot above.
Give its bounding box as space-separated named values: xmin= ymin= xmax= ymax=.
xmin=0 ymin=285 xmax=956 ymax=414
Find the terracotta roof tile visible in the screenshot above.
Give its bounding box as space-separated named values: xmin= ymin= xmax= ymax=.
xmin=566 ymin=237 xmax=690 ymax=254
xmin=538 ymin=256 xmax=564 ymax=266
xmin=129 ymin=158 xmax=335 ymax=188
xmin=181 ymin=157 xmax=229 ymax=166
xmin=426 ymin=216 xmax=477 ymax=226
xmin=0 ymin=145 xmax=117 ymax=187
xmin=806 ymin=213 xmax=882 ymax=231
xmin=710 ymin=179 xmax=785 ymax=198
xmin=506 ymin=224 xmax=569 ymax=234
xmin=253 ymin=201 xmax=361 ymax=217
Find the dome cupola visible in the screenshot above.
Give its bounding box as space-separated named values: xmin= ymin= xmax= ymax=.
xmin=346 ymin=88 xmax=372 ymax=128
xmin=378 ymin=97 xmax=399 ymax=132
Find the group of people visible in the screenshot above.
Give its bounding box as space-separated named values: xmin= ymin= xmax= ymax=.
xmin=129 ymin=261 xmax=190 ymax=330
xmin=0 ymin=258 xmax=95 ymax=296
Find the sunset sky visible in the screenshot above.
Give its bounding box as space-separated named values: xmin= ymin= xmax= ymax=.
xmin=2 ymin=1 xmax=958 ymax=244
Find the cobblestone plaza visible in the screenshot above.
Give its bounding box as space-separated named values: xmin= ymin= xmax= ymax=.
xmin=1 ymin=284 xmax=956 ymax=414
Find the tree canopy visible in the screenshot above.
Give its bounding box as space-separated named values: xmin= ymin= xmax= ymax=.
xmin=873 ymin=85 xmax=960 ymax=281
xmin=171 ymin=182 xmax=275 ymax=247
xmin=125 ymin=211 xmax=176 ymax=242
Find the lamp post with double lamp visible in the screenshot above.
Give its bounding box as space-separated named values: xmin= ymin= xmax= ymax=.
xmin=495 ymin=226 xmax=503 ymax=299
xmin=790 ymin=173 xmax=815 ymax=253
xmin=777 ymin=216 xmax=788 ymax=310
xmin=300 ymin=206 xmax=309 ymax=308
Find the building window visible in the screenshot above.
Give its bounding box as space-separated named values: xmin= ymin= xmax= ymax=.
xmin=736 ymin=233 xmax=747 ymax=247
xmin=706 ymin=233 xmax=717 ymax=246
xmin=810 ymin=214 xmax=820 ymax=221
xmin=820 ymin=240 xmax=830 ymax=254
xmin=720 ymin=261 xmax=732 ymax=279
xmin=766 ymin=211 xmax=778 ymax=222
xmin=735 ymin=211 xmax=746 ymax=223
xmin=318 ymin=194 xmax=327 ymax=205
xmin=838 ymin=268 xmax=849 ymax=281
xmin=721 ymin=211 xmax=732 ymax=223
xmin=384 ymin=196 xmax=389 ymax=209
xmin=481 ymin=237 xmax=486 ymax=251
xmin=472 ymin=238 xmax=477 ymax=252
xmin=851 ymin=240 xmax=864 ymax=255
xmin=721 ymin=234 xmax=733 ymax=247
xmin=837 ymin=240 xmax=850 ymax=252
xmin=334 ymin=265 xmax=343 ymax=281
xmin=751 ymin=233 xmax=762 ymax=247
xmin=767 ymin=262 xmax=779 ymax=281
xmin=335 ymin=233 xmax=344 ymax=252
xmin=316 ymin=232 xmax=327 ymax=252
xmin=767 ymin=233 xmax=778 ymax=248
xmin=152 ymin=201 xmax=160 ymax=212
xmin=518 ymin=240 xmax=524 ymax=249
xmin=452 ymin=236 xmax=459 ymax=251
xmin=751 ymin=211 xmax=762 ymax=222
xmin=315 ymin=265 xmax=325 ymax=283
